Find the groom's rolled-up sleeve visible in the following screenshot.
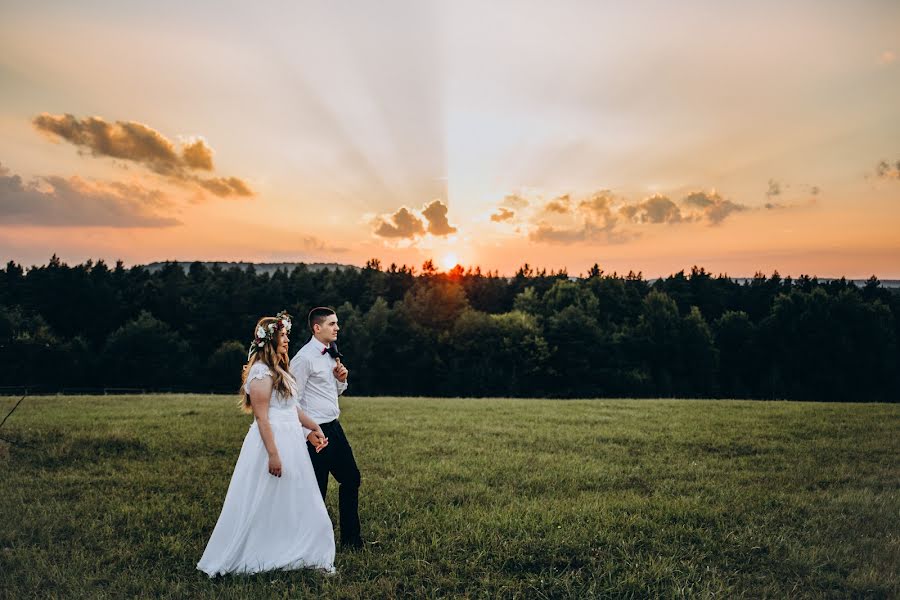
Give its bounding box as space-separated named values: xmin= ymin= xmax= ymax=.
xmin=336 ymin=377 xmax=348 ymax=396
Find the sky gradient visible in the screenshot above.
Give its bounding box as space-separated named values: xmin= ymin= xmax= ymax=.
xmin=2 ymin=0 xmax=899 ymax=277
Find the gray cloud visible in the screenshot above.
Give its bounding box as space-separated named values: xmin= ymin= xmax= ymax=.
xmin=422 ymin=200 xmax=457 ymax=235
xmin=0 ymin=163 xmax=179 ymax=228
xmin=875 ymin=159 xmax=900 ymax=180
xmin=295 ymin=235 xmax=348 ymax=254
xmin=529 ymin=222 xmax=591 ymax=243
xmin=374 ymin=206 xmax=426 ymax=238
xmin=528 ymin=220 xmax=632 ymax=245
xmin=619 ymin=194 xmax=683 ymax=224
xmin=682 ymin=191 xmax=747 ymax=225
xmin=764 ymin=179 xmax=820 ymax=207
xmin=32 ymin=113 xmax=252 ymax=198
xmin=374 ymin=200 xmax=456 ymax=239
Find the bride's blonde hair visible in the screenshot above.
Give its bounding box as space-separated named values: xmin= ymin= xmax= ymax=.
xmin=239 ymin=315 xmax=296 ymax=413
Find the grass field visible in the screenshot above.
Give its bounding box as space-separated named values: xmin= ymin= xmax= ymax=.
xmin=1 ymin=395 xmax=898 ymax=599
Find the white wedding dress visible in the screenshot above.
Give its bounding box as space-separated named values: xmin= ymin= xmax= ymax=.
xmin=198 ymin=362 xmax=336 ymax=576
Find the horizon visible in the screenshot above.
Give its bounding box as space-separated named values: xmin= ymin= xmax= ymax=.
xmin=11 ymin=254 xmax=900 ymax=283
xmin=2 ymin=2 xmax=899 ymax=278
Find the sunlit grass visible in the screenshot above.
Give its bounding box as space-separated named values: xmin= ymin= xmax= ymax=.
xmin=1 ymin=395 xmax=898 ymax=598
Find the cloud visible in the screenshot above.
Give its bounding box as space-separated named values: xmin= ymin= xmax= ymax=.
xmin=422 ymin=199 xmax=457 ymax=235
xmin=32 ymin=113 xmax=252 ymax=198
xmin=0 ymin=163 xmax=179 ymax=228
xmin=296 ymin=235 xmax=348 ymax=254
xmin=196 ymin=176 xmax=254 ymax=197
xmin=875 ymin=159 xmax=900 ymax=180
xmin=498 ymin=184 xmax=765 ymax=244
xmin=529 ymin=223 xmax=592 ymax=243
xmin=374 ymin=200 xmax=457 ymax=239
xmin=878 ymin=50 xmax=896 ymax=65
xmin=374 ymin=206 xmax=426 ymax=238
xmin=763 ymin=178 xmax=821 ymax=208
xmin=529 ymin=220 xmax=632 ymax=245
xmin=501 ymin=194 xmax=529 ymax=210
xmin=529 ymin=191 xmax=631 ymax=245
xmin=682 ymin=191 xmax=746 ymax=225
xmin=577 ymin=193 xmax=615 ymax=218
xmin=619 ymin=194 xmax=683 ymax=224
xmin=181 ymin=138 xmax=214 ymax=170
xmin=490 ymin=207 xmax=515 ymax=222
xmin=544 ymin=194 xmax=572 ymax=214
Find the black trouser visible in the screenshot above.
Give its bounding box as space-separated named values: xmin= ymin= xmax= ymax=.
xmin=307 ymin=419 xmax=361 ymax=543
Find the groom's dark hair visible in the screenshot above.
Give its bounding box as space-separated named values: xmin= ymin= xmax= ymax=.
xmin=308 ymin=307 xmax=336 ymax=332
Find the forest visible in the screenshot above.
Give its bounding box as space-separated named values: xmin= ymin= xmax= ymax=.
xmin=1 ymin=256 xmax=897 ymax=402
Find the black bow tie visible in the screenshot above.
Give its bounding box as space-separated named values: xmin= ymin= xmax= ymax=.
xmin=320 ymin=343 xmax=343 ymax=359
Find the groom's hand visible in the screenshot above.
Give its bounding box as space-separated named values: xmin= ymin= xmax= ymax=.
xmin=307 ymin=430 xmax=329 ymax=453
xmin=333 ymin=359 xmax=349 ymax=382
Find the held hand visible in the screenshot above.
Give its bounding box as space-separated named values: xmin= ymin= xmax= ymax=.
xmin=307 ymin=429 xmax=329 ymax=453
xmin=268 ymin=454 xmax=282 ymax=478
xmin=333 ymin=359 xmax=349 ymax=382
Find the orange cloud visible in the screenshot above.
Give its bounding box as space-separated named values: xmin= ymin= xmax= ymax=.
xmin=501 ymin=194 xmax=529 ymax=210
xmin=197 ymin=176 xmax=254 ymax=197
xmin=32 ymin=113 xmax=252 ymax=198
xmin=529 ymin=192 xmax=632 ymax=245
xmin=494 ymin=184 xmax=781 ymax=245
xmin=182 ymin=138 xmax=214 ymax=170
xmin=490 ymin=207 xmax=515 ymax=222
xmin=544 ymin=194 xmax=572 ymax=214
xmin=422 ymin=200 xmax=457 ymax=235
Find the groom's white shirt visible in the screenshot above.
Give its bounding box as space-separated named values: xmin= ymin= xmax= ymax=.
xmin=290 ymin=336 xmax=348 ymax=426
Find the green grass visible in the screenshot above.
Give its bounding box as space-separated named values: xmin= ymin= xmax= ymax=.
xmin=1 ymin=395 xmax=898 ymax=599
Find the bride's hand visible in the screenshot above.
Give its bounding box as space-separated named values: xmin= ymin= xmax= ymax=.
xmin=307 ymin=429 xmax=329 ymax=453
xmin=268 ymin=454 xmax=282 ymax=477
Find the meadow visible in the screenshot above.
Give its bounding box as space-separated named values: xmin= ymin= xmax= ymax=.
xmin=0 ymin=395 xmax=897 ymax=599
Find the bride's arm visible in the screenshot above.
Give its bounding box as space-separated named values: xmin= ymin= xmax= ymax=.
xmin=248 ymin=378 xmax=282 ymax=477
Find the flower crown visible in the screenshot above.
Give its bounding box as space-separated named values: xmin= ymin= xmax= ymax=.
xmin=247 ymin=311 xmax=292 ymax=361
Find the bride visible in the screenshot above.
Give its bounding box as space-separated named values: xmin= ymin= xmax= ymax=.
xmin=198 ymin=311 xmax=336 ymax=576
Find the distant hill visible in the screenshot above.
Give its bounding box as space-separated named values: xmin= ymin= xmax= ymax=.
xmin=723 ymin=277 xmax=900 ymax=289
xmin=143 ymin=261 xmax=359 ymax=275
xmin=140 ymin=261 xmax=900 ymax=288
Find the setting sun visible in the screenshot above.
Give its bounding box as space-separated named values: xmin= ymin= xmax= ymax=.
xmin=441 ymin=253 xmax=459 ymax=270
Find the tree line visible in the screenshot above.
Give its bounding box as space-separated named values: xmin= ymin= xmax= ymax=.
xmin=1 ymin=256 xmax=897 ymax=401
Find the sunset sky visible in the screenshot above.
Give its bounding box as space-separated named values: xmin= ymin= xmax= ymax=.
xmin=2 ymin=1 xmax=899 ymax=277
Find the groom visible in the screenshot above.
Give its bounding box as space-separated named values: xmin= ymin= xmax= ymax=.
xmin=290 ymin=307 xmax=363 ymax=549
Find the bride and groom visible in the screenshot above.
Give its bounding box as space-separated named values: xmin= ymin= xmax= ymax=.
xmin=197 ymin=307 xmax=362 ymax=577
